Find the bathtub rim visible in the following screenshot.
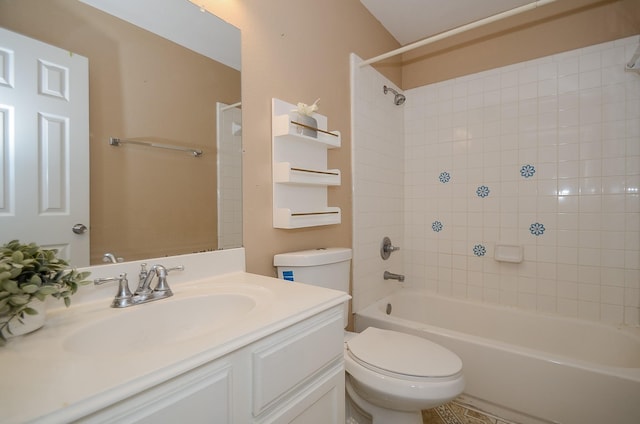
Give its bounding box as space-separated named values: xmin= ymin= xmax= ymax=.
xmin=355 ymin=288 xmax=640 ymax=383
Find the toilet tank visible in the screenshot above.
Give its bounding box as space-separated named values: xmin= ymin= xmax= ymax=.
xmin=273 ymin=247 xmax=352 ymax=293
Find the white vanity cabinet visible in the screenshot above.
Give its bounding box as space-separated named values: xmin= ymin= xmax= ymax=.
xmin=250 ymin=304 xmax=345 ymax=423
xmin=75 ymin=305 xmax=345 ymax=424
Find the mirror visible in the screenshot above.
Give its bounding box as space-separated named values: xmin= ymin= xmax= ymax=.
xmin=0 ymin=0 xmax=242 ymax=265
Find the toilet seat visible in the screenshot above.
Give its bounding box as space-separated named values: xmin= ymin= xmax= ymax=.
xmin=344 ymin=327 xmax=465 ymax=412
xmin=346 ymin=327 xmax=462 ymax=380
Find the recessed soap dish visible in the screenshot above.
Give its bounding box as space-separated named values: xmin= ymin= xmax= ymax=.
xmin=494 ymin=243 xmax=523 ymax=263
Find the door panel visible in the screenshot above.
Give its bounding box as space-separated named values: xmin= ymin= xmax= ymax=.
xmin=0 ymin=27 xmax=89 ymax=266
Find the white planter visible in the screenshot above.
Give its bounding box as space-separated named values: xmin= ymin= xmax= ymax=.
xmin=1 ymin=300 xmax=46 ymax=339
xmin=290 ymin=112 xmax=318 ymax=138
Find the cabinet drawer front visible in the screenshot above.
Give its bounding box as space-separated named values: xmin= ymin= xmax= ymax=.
xmin=252 ymin=307 xmax=343 ymax=415
xmin=77 ymin=361 xmax=232 ymax=424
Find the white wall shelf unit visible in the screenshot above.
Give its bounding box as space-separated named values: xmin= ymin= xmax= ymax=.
xmin=272 ymin=98 xmax=342 ymax=229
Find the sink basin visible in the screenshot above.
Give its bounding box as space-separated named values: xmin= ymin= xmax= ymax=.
xmin=63 ymin=293 xmax=257 ymax=355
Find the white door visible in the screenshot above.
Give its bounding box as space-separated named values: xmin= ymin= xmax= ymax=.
xmin=0 ymin=27 xmax=89 ymax=266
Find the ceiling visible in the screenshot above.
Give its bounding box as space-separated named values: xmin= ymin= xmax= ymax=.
xmin=360 ymin=0 xmax=538 ymax=45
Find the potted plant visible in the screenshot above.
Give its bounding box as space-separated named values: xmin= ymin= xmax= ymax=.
xmin=0 ymin=240 xmax=91 ymax=344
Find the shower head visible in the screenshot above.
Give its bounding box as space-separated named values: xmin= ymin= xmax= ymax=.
xmin=383 ymin=85 xmax=406 ymax=105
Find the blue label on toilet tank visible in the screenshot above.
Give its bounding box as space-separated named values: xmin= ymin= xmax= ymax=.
xmin=282 ymin=270 xmax=294 ymax=281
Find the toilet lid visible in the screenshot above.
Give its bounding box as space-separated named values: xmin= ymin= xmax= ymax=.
xmin=347 ymin=327 xmax=462 ymax=378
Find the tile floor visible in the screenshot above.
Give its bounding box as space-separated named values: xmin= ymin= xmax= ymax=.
xmin=422 ymin=401 xmax=516 ymax=424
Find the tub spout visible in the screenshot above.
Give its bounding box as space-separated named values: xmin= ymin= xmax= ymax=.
xmin=383 ymin=271 xmax=405 ymax=282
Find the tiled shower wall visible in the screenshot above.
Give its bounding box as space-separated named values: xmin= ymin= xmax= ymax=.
xmin=217 ymin=104 xmax=243 ymax=249
xmin=351 ymin=54 xmax=405 ymax=314
xmin=404 ymin=35 xmax=640 ymax=326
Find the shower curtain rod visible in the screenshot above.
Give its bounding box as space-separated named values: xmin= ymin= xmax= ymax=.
xmin=359 ymin=0 xmax=558 ymax=67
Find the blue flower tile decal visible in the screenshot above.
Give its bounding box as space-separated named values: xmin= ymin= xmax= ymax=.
xmin=520 ymin=164 xmax=536 ymax=178
xmin=530 ymin=222 xmax=545 ymax=236
xmin=432 ymin=221 xmax=443 ymax=232
xmin=476 ymin=185 xmax=490 ymax=198
xmin=439 ymin=172 xmax=451 ymax=183
xmin=473 ymin=244 xmax=486 ymax=256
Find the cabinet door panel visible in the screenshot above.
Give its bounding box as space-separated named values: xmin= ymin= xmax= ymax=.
xmin=133 ymin=371 xmax=231 ymax=424
xmin=255 ymin=363 xmax=345 ymax=424
xmin=252 ymin=309 xmax=343 ymax=414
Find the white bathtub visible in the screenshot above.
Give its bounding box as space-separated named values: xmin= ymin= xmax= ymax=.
xmin=355 ymin=289 xmax=640 ymax=424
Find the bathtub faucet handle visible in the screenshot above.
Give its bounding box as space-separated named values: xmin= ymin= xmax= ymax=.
xmin=381 ymin=237 xmax=400 ymax=260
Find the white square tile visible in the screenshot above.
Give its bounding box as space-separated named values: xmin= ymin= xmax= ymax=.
xmin=557 ymin=56 xmax=579 ymax=76
xmin=518 ymin=66 xmax=538 ymax=84
xmin=601 ymin=249 xmax=626 ymax=268
xmin=557 ymin=298 xmax=578 ymax=317
xmin=580 ymin=50 xmax=602 ymax=72
xmin=600 ymin=303 xmax=624 ymax=324
xmin=559 ymin=74 xmax=579 ymax=93
xmin=538 ymin=80 xmax=557 ymax=98
xmin=624 ymin=306 xmax=640 ymax=325
xmin=578 ymin=301 xmax=600 ymax=321
xmin=557 ymin=266 xmax=579 ymax=284
xmin=501 ymin=70 xmax=519 ymax=88
xmin=558 ymin=161 xmax=580 ymax=179
xmin=518 ymin=292 xmax=538 ymax=310
xmin=519 ymin=82 xmax=538 ymax=101
xmin=578 ymin=247 xmax=601 ymax=266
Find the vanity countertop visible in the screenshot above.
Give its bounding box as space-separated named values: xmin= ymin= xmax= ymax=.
xmin=0 ymin=268 xmax=349 ymax=424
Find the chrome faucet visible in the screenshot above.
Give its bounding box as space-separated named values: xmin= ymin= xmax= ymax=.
xmin=102 ymin=252 xmax=123 ymax=264
xmin=94 ymin=263 xmax=184 ymax=308
xmin=383 ymin=271 xmax=405 ymax=282
xmin=135 ymin=263 xmax=184 ymax=299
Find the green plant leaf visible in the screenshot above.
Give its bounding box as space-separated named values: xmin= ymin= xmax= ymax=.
xmin=8 ymin=268 xmax=22 ymax=279
xmin=23 ymin=306 xmax=39 ymax=315
xmin=3 ymin=280 xmax=19 ymax=294
xmin=28 ymin=274 xmax=42 ymax=286
xmin=37 ymin=286 xmax=59 ymax=296
xmin=11 ymin=251 xmax=24 ymax=263
xmin=20 ymin=284 xmax=40 ymax=294
xmin=8 ymin=294 xmax=29 ymax=305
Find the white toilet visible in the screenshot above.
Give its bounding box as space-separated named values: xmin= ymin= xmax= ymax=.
xmin=274 ymin=248 xmax=465 ymax=424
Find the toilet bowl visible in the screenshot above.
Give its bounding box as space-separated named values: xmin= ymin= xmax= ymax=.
xmin=274 ymin=248 xmax=465 ymax=424
xmin=344 ymin=328 xmax=464 ymax=423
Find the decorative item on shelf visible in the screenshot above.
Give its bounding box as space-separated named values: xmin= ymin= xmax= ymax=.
xmin=291 ymin=98 xmax=320 ymax=138
xmin=0 ymin=240 xmax=91 ymax=344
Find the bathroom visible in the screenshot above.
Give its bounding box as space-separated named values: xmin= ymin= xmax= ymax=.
xmin=1 ymin=0 xmax=639 ymax=423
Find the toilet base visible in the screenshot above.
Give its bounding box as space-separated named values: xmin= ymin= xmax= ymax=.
xmin=346 ymin=375 xmax=422 ymax=424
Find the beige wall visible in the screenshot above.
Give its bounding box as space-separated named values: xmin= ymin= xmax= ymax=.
xmin=205 ymin=0 xmax=640 ymax=278
xmin=7 ymin=0 xmax=638 ymax=275
xmin=199 ymin=0 xmax=401 ymax=276
xmin=401 ymin=0 xmax=640 ymax=88
xmin=0 ymin=0 xmax=241 ymax=264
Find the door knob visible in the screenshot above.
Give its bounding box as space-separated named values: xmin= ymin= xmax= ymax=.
xmin=72 ymin=223 xmax=88 ymax=234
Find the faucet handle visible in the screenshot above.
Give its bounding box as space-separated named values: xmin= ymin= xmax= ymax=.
xmin=166 ymin=265 xmax=184 ymax=273
xmin=153 ymin=264 xmax=184 ymax=295
xmin=94 ymin=273 xmax=134 ymax=308
xmin=138 ymin=263 xmax=149 ymax=282
xmin=381 ymin=237 xmax=400 ymax=260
